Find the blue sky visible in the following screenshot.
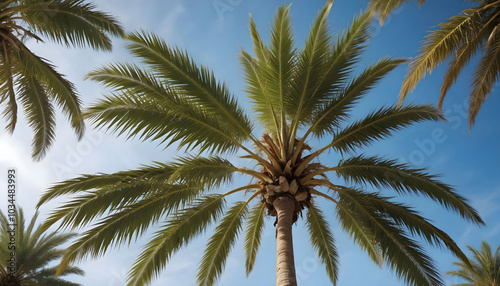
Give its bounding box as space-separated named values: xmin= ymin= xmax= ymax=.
xmin=1 ymin=0 xmax=499 ymax=285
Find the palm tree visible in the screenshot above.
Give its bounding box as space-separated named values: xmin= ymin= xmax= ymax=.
xmin=0 ymin=208 xmax=84 ymax=285
xmin=38 ymin=2 xmax=483 ymax=286
xmin=0 ymin=0 xmax=124 ymax=160
xmin=447 ymin=241 xmax=500 ymax=286
xmin=368 ymin=0 xmax=500 ymax=128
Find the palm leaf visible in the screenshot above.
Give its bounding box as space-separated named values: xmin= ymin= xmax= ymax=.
xmin=85 ymin=91 xmax=242 ymax=154
xmin=53 ymin=185 xmax=200 ymax=278
xmin=265 ymin=4 xmax=295 ymax=127
xmin=439 ymin=9 xmax=496 ymax=109
xmin=287 ymin=0 xmax=333 ymax=130
xmin=125 ymin=32 xmax=253 ymax=141
xmin=399 ymin=11 xmax=480 ymax=104
xmin=306 ymin=202 xmax=339 ymax=284
xmin=336 ymin=188 xmax=444 ymax=286
xmin=38 ymin=162 xmax=175 ymax=206
xmin=469 ymin=31 xmax=500 ymax=127
xmin=244 ymin=202 xmax=266 ymax=276
xmin=20 ymin=0 xmax=124 ymax=50
xmin=331 ymin=104 xmax=443 ymax=154
xmin=309 ymin=57 xmax=406 ymax=138
xmin=16 ymin=73 xmax=56 ymax=160
xmin=335 ymin=154 xmax=483 ymax=224
xmin=242 ymin=16 xmax=280 ymax=132
xmin=125 ymin=195 xmax=226 ymax=286
xmin=197 ymin=201 xmax=249 ymax=286
xmin=16 ymin=46 xmax=84 ymax=139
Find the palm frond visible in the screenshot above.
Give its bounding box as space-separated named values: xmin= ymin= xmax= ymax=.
xmin=469 ymin=31 xmax=500 ymax=127
xmin=38 ymin=162 xmax=175 ymax=206
xmin=309 ymin=57 xmax=405 ymax=138
xmin=306 ymin=202 xmax=339 ymax=284
xmin=340 ymin=188 xmax=471 ymax=267
xmin=85 ymin=91 xmax=242 ymax=154
xmin=446 ymin=241 xmax=500 ymax=285
xmin=399 ymin=11 xmax=480 ymax=104
xmin=336 ymin=154 xmax=483 ymax=224
xmin=302 ymin=10 xmax=373 ymax=128
xmin=331 ymin=104 xmax=443 ymax=154
xmin=125 ymin=31 xmax=253 ymax=140
xmin=16 ymin=73 xmax=56 ymax=160
xmin=242 ymin=16 xmax=280 ymax=132
xmin=53 ymin=185 xmax=200 ymax=278
xmin=197 ymin=201 xmax=249 ymax=286
xmin=240 ymin=49 xmax=280 ymax=133
xmin=328 ymin=193 xmax=384 ymax=266
xmin=265 ymin=4 xmax=295 ymax=128
xmin=439 ymin=9 xmax=496 ymax=109
xmin=244 ymin=202 xmax=266 ymax=276
xmin=0 ymin=44 xmax=18 ymax=133
xmin=336 ymin=188 xmax=444 ymax=286
xmin=169 ymin=156 xmax=236 ymax=189
xmin=287 ymin=0 xmax=333 ymax=130
xmin=125 ymin=195 xmax=226 ymax=286
xmin=16 ymin=46 xmax=84 ymax=139
xmin=21 ymin=0 xmax=124 ymax=50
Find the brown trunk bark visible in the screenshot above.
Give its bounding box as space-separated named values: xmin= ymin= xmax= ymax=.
xmin=274 ymin=196 xmax=297 ymax=286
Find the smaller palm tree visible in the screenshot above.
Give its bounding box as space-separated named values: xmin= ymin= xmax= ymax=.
xmin=0 ymin=208 xmax=84 ymax=286
xmin=447 ymin=241 xmax=500 ymax=286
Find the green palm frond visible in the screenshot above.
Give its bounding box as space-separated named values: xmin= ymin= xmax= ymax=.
xmin=38 ymin=162 xmax=175 ymax=206
xmin=309 ymin=57 xmax=406 ymax=138
xmin=16 ymin=73 xmax=56 ymax=159
xmin=336 ymin=189 xmax=471 ymax=266
xmin=241 ymin=16 xmax=279 ymax=132
xmin=369 ymin=0 xmax=500 ymax=129
xmin=469 ymin=32 xmax=500 ymax=126
xmin=169 ymin=156 xmax=236 ymax=189
xmin=331 ymin=104 xmax=443 ymax=154
xmin=85 ymin=91 xmax=243 ymax=154
xmin=125 ymin=195 xmax=226 ymax=286
xmin=336 ymin=188 xmax=443 ymax=286
xmin=16 ymin=45 xmax=85 ymax=139
xmin=53 ymin=184 xmax=201 ymax=278
xmin=306 ymin=202 xmax=339 ymax=284
xmin=265 ymin=4 xmax=295 ymax=128
xmin=438 ymin=7 xmax=497 ymax=109
xmin=20 ymin=0 xmax=124 ymax=50
xmin=0 ymin=43 xmax=18 ymax=133
xmin=302 ymin=10 xmax=373 ymax=129
xmin=287 ymin=0 xmax=333 ymax=132
xmin=399 ymin=11 xmax=480 ymax=103
xmin=125 ymin=32 xmax=253 ymax=139
xmin=244 ymin=202 xmax=266 ymax=275
xmin=198 ymin=201 xmax=249 ymax=286
xmin=335 ymin=155 xmax=483 ymax=224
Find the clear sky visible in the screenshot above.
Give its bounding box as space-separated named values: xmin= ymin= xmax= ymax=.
xmin=1 ymin=0 xmax=499 ymax=285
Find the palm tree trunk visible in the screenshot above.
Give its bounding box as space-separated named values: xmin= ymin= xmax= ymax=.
xmin=274 ymin=196 xmax=297 ymax=286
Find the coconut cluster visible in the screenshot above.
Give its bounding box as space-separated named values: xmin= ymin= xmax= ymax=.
xmin=261 ymin=175 xmax=312 ymax=223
